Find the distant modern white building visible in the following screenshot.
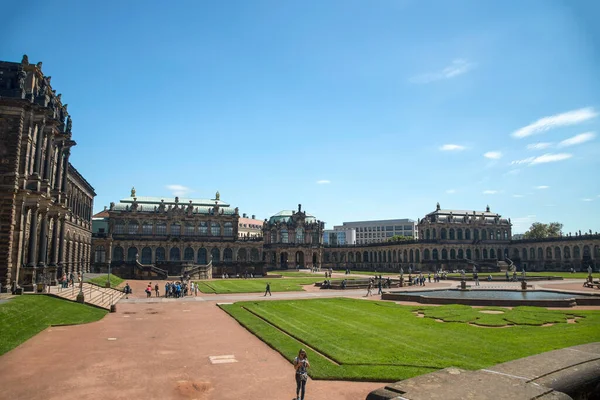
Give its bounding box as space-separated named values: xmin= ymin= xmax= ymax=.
xmin=340 ymin=219 xmax=417 ymax=245
xmin=323 ymin=227 xmax=356 ymax=246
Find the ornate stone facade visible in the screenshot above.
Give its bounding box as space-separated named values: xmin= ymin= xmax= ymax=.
xmin=92 ymin=190 xmax=264 ymax=277
xmin=320 ymin=204 xmax=600 ymax=273
xmin=0 ymin=56 xmax=95 ymax=292
xmin=262 ymin=204 xmax=325 ymax=268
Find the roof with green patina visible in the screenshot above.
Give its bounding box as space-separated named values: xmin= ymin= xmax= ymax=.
xmin=268 ymin=210 xmax=317 ymax=224
xmin=119 ymin=196 xmax=230 ymax=207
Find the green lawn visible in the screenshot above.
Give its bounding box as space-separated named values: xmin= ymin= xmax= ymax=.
xmin=88 ymin=274 xmax=124 ymax=288
xmin=333 ymin=270 xmax=400 ymax=276
xmin=196 ymin=277 xmax=331 ymax=294
xmin=221 ymin=298 xmax=600 ymax=382
xmin=270 ymin=271 xmax=321 ymax=278
xmin=0 ymin=295 xmax=107 ymax=356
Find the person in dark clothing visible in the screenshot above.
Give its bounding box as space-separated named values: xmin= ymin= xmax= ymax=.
xmin=264 ymin=282 xmax=272 ymax=296
xmin=293 ymin=349 xmax=310 ymax=400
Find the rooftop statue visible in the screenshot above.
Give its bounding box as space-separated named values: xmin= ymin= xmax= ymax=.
xmin=21 ymin=54 xmax=29 ymax=65
xmin=215 ymin=191 xmax=220 ymax=201
xmin=131 ymin=187 xmax=136 ymax=197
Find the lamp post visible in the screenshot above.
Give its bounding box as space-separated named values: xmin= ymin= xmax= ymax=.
xmin=76 ymin=257 xmax=85 ymax=303
xmin=106 ymin=260 xmax=111 ymax=288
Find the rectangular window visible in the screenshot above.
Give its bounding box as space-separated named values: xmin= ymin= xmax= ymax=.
xmin=114 ymin=224 xmax=124 ymax=234
xmin=185 ymin=225 xmax=195 ymax=236
xmin=199 ymin=222 xmax=208 ymax=235
xmin=211 ymin=223 xmax=220 ymax=236
xmin=142 ymin=224 xmax=152 ymax=235
xmin=171 ymin=224 xmax=181 ymax=236
xmin=156 ymin=224 xmax=166 ymax=235
xmin=281 ymin=230 xmax=289 ymax=243
xmin=376 ymin=227 xmax=380 ymax=231
xmin=386 ymin=232 xmax=394 ymax=237
xmin=404 ymin=225 xmax=413 ymax=231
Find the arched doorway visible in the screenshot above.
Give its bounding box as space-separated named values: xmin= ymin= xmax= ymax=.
xmin=280 ymin=252 xmax=288 ymax=268
xmin=296 ymin=251 xmax=305 ymax=267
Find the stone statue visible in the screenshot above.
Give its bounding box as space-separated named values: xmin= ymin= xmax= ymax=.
xmin=298 ymin=204 xmax=302 ymax=213
xmin=175 ymin=196 xmax=179 ymax=204
xmin=65 ymin=116 xmax=72 ymax=133
xmin=436 ymin=202 xmax=440 ymax=211
xmin=21 ymin=54 xmax=29 ymax=65
xmin=36 ymin=62 xmax=43 ymax=69
xmin=131 ymin=187 xmax=136 ymax=197
xmin=158 ymin=200 xmax=166 ymax=212
xmin=400 ymin=267 xmax=404 ymax=276
xmin=109 ymin=202 xmax=115 ymax=210
xmin=472 ymin=266 xmax=477 ymax=274
xmin=17 ymin=70 xmax=27 ymax=92
xmin=234 ymin=207 xmax=239 ymax=215
xmin=215 ymin=191 xmax=220 ymax=201
xmin=461 ymin=269 xmax=466 ymax=280
xmin=589 ymin=266 xmax=593 ymax=276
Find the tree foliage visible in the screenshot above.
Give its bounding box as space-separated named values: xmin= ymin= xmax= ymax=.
xmin=523 ymin=222 xmax=563 ymax=239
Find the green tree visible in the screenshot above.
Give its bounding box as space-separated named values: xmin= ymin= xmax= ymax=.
xmin=388 ymin=235 xmax=414 ymax=242
xmin=523 ymin=222 xmax=563 ymax=239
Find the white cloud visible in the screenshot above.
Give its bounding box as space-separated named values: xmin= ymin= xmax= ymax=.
xmin=410 ymin=59 xmax=475 ymax=84
xmin=582 ymin=198 xmax=594 ymax=202
xmin=482 ymin=190 xmax=498 ymax=194
xmin=446 ymin=189 xmax=456 ymax=194
xmin=534 ymin=185 xmax=550 ymax=189
xmin=483 ymin=151 xmax=502 ymax=159
xmin=511 ymin=153 xmax=572 ymax=166
xmin=166 ymin=184 xmax=192 ymax=197
xmin=511 ymin=107 xmax=598 ymax=138
xmin=504 ymin=169 xmax=520 ymax=176
xmin=440 ymin=144 xmax=466 ymax=151
xmin=526 ymin=142 xmax=553 ymax=150
xmin=316 ymin=180 xmax=331 ymax=184
xmin=557 ymin=131 xmax=596 ymax=147
xmin=512 ymin=194 xmax=524 ymax=198
xmin=511 ymin=215 xmax=537 ymax=232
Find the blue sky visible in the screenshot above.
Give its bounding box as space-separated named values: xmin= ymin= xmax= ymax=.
xmin=3 ymin=0 xmax=599 ymax=234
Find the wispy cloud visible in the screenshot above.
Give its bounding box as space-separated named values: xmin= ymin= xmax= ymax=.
xmin=410 ymin=59 xmax=475 ymax=84
xmin=166 ymin=184 xmax=192 ymax=197
xmin=483 ymin=151 xmax=502 ymax=159
xmin=557 ymin=131 xmax=596 ymax=147
xmin=526 ymin=142 xmax=553 ymax=150
xmin=482 ymin=190 xmax=498 ymax=195
xmin=511 ymin=107 xmax=597 ymax=138
xmin=511 ymin=153 xmax=572 ymax=166
xmin=504 ymin=169 xmax=520 ymax=176
xmin=512 ymin=194 xmax=525 ymax=198
xmin=582 ymin=198 xmax=594 ymax=202
xmin=316 ymin=180 xmax=331 ymax=184
xmin=534 ymin=185 xmax=550 ymax=189
xmin=446 ymin=189 xmax=456 ymax=194
xmin=511 ymin=215 xmax=537 ymax=232
xmin=440 ymin=144 xmax=466 ymax=151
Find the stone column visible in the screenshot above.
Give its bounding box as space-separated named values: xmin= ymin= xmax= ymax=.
xmin=43 ymin=133 xmax=54 ymax=181
xmin=49 ymin=216 xmax=60 ymax=266
xmin=54 ymin=146 xmax=64 ymax=191
xmin=37 ymin=211 xmax=49 ymax=267
xmin=26 ymin=207 xmax=39 ymax=267
xmin=61 ymin=149 xmax=70 ymax=193
xmin=32 ymin=123 xmax=45 ymax=176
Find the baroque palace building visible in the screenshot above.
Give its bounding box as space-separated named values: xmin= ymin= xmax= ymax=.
xmin=0 ymin=55 xmax=95 ymax=292
xmin=91 ymin=189 xmax=264 ymax=278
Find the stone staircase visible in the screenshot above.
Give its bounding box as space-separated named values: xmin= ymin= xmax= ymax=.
xmin=48 ymin=283 xmax=125 ymax=311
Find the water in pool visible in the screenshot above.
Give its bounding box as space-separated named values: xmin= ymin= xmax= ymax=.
xmin=402 ymin=290 xmax=591 ymax=300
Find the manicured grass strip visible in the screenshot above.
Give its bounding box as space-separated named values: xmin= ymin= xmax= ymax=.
xmin=333 ymin=270 xmax=400 ymax=276
xmin=0 ymin=295 xmax=107 ymax=356
xmin=222 ymin=298 xmax=600 ymax=381
xmin=271 ymin=271 xmax=322 ymax=278
xmin=88 ymin=274 xmax=124 ymax=288
xmin=195 ymin=277 xmax=332 ymax=294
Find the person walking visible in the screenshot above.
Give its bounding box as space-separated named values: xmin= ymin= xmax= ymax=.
xmin=154 ymin=283 xmax=159 ymax=297
xmin=366 ymin=280 xmax=373 ymax=296
xmin=264 ymin=282 xmax=272 ymax=296
xmin=377 ymin=279 xmax=382 ymax=295
xmin=293 ymin=349 xmax=310 ymax=400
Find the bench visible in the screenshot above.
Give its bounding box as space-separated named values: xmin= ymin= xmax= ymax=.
xmin=583 ymin=280 xmax=600 ymax=289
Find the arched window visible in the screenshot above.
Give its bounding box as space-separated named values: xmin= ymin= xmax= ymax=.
xmin=432 ymin=249 xmax=439 ymax=260
xmin=457 ymin=229 xmax=463 ymax=240
xmin=250 ymin=248 xmax=259 ymax=262
xmin=490 ymin=249 xmax=496 ymax=259
xmin=127 ymin=247 xmax=138 ymax=262
xmin=95 ymin=245 xmax=106 ymax=263
xmin=537 ymin=248 xmax=543 ymax=260
xmin=432 ymin=229 xmax=437 ymax=239
xmin=442 ymin=249 xmax=448 ymax=259
xmin=545 ymin=247 xmax=552 ymax=259
xmin=169 ymin=247 xmax=181 ymax=261
xmin=496 ymin=230 xmax=501 ymax=240
xmin=465 ymin=229 xmax=471 ymax=240
xmin=483 ymin=249 xmax=488 ymax=259
xmin=449 ymin=229 xmax=455 ymax=240
xmin=426 ymin=229 xmax=430 ymax=240
xmin=270 ymin=231 xmax=276 ymax=244
xmin=238 ymin=248 xmax=247 ymax=261
xmin=573 ymin=246 xmax=580 ymax=259
xmin=142 ymin=221 xmax=153 ymax=235
xmin=170 ymin=223 xmax=181 ymax=236
xmin=281 ymin=229 xmax=289 ymax=243
xmin=530 ymin=248 xmax=535 ymax=260
xmin=415 ymin=249 xmax=420 ymax=262
xmin=363 ymin=251 xmax=368 ymax=262
xmin=156 ymin=223 xmax=167 ymax=235
xmin=128 ymin=221 xmax=139 ymax=235
xmin=356 ymin=252 xmax=361 ymax=262
xmin=554 ymin=246 xmax=561 ymax=260
xmin=198 ymin=248 xmax=207 ymax=264
xmin=475 ymin=248 xmax=480 ymax=260
xmin=184 ymin=247 xmax=194 ymax=261
xmin=457 ymin=249 xmax=463 ymax=259
xmin=482 ymin=230 xmax=487 ymax=240
xmin=113 ymin=221 xmax=124 ymax=234
xmin=424 ymin=249 xmax=430 ymax=260
xmin=503 ymin=230 xmax=508 ymax=240
xmin=224 ymin=222 xmax=233 ymax=236
xmin=296 ymin=228 xmax=304 ymax=243
xmin=466 ymin=249 xmax=472 ymax=259
xmin=583 ymin=245 xmax=591 ymax=258
xmin=210 ymin=222 xmax=220 ymax=236
xmin=155 ymin=247 xmax=166 ymax=261
xmin=441 ymin=228 xmax=447 ymax=239
xmin=199 ymin=222 xmax=208 ymax=235
xmin=522 ymin=248 xmax=527 ymax=260
xmin=474 ymin=229 xmax=479 ymax=240
xmin=393 ymin=250 xmax=397 ymax=262
xmin=141 ymin=247 xmax=152 ymax=264
xmin=224 ymin=248 xmax=233 ymax=263
xmin=388 ymin=250 xmax=392 ymax=263
xmin=564 ymin=246 xmax=571 ymax=259
xmin=211 ymin=247 xmax=220 ymax=262
xmin=450 ymin=249 xmax=456 ymax=259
